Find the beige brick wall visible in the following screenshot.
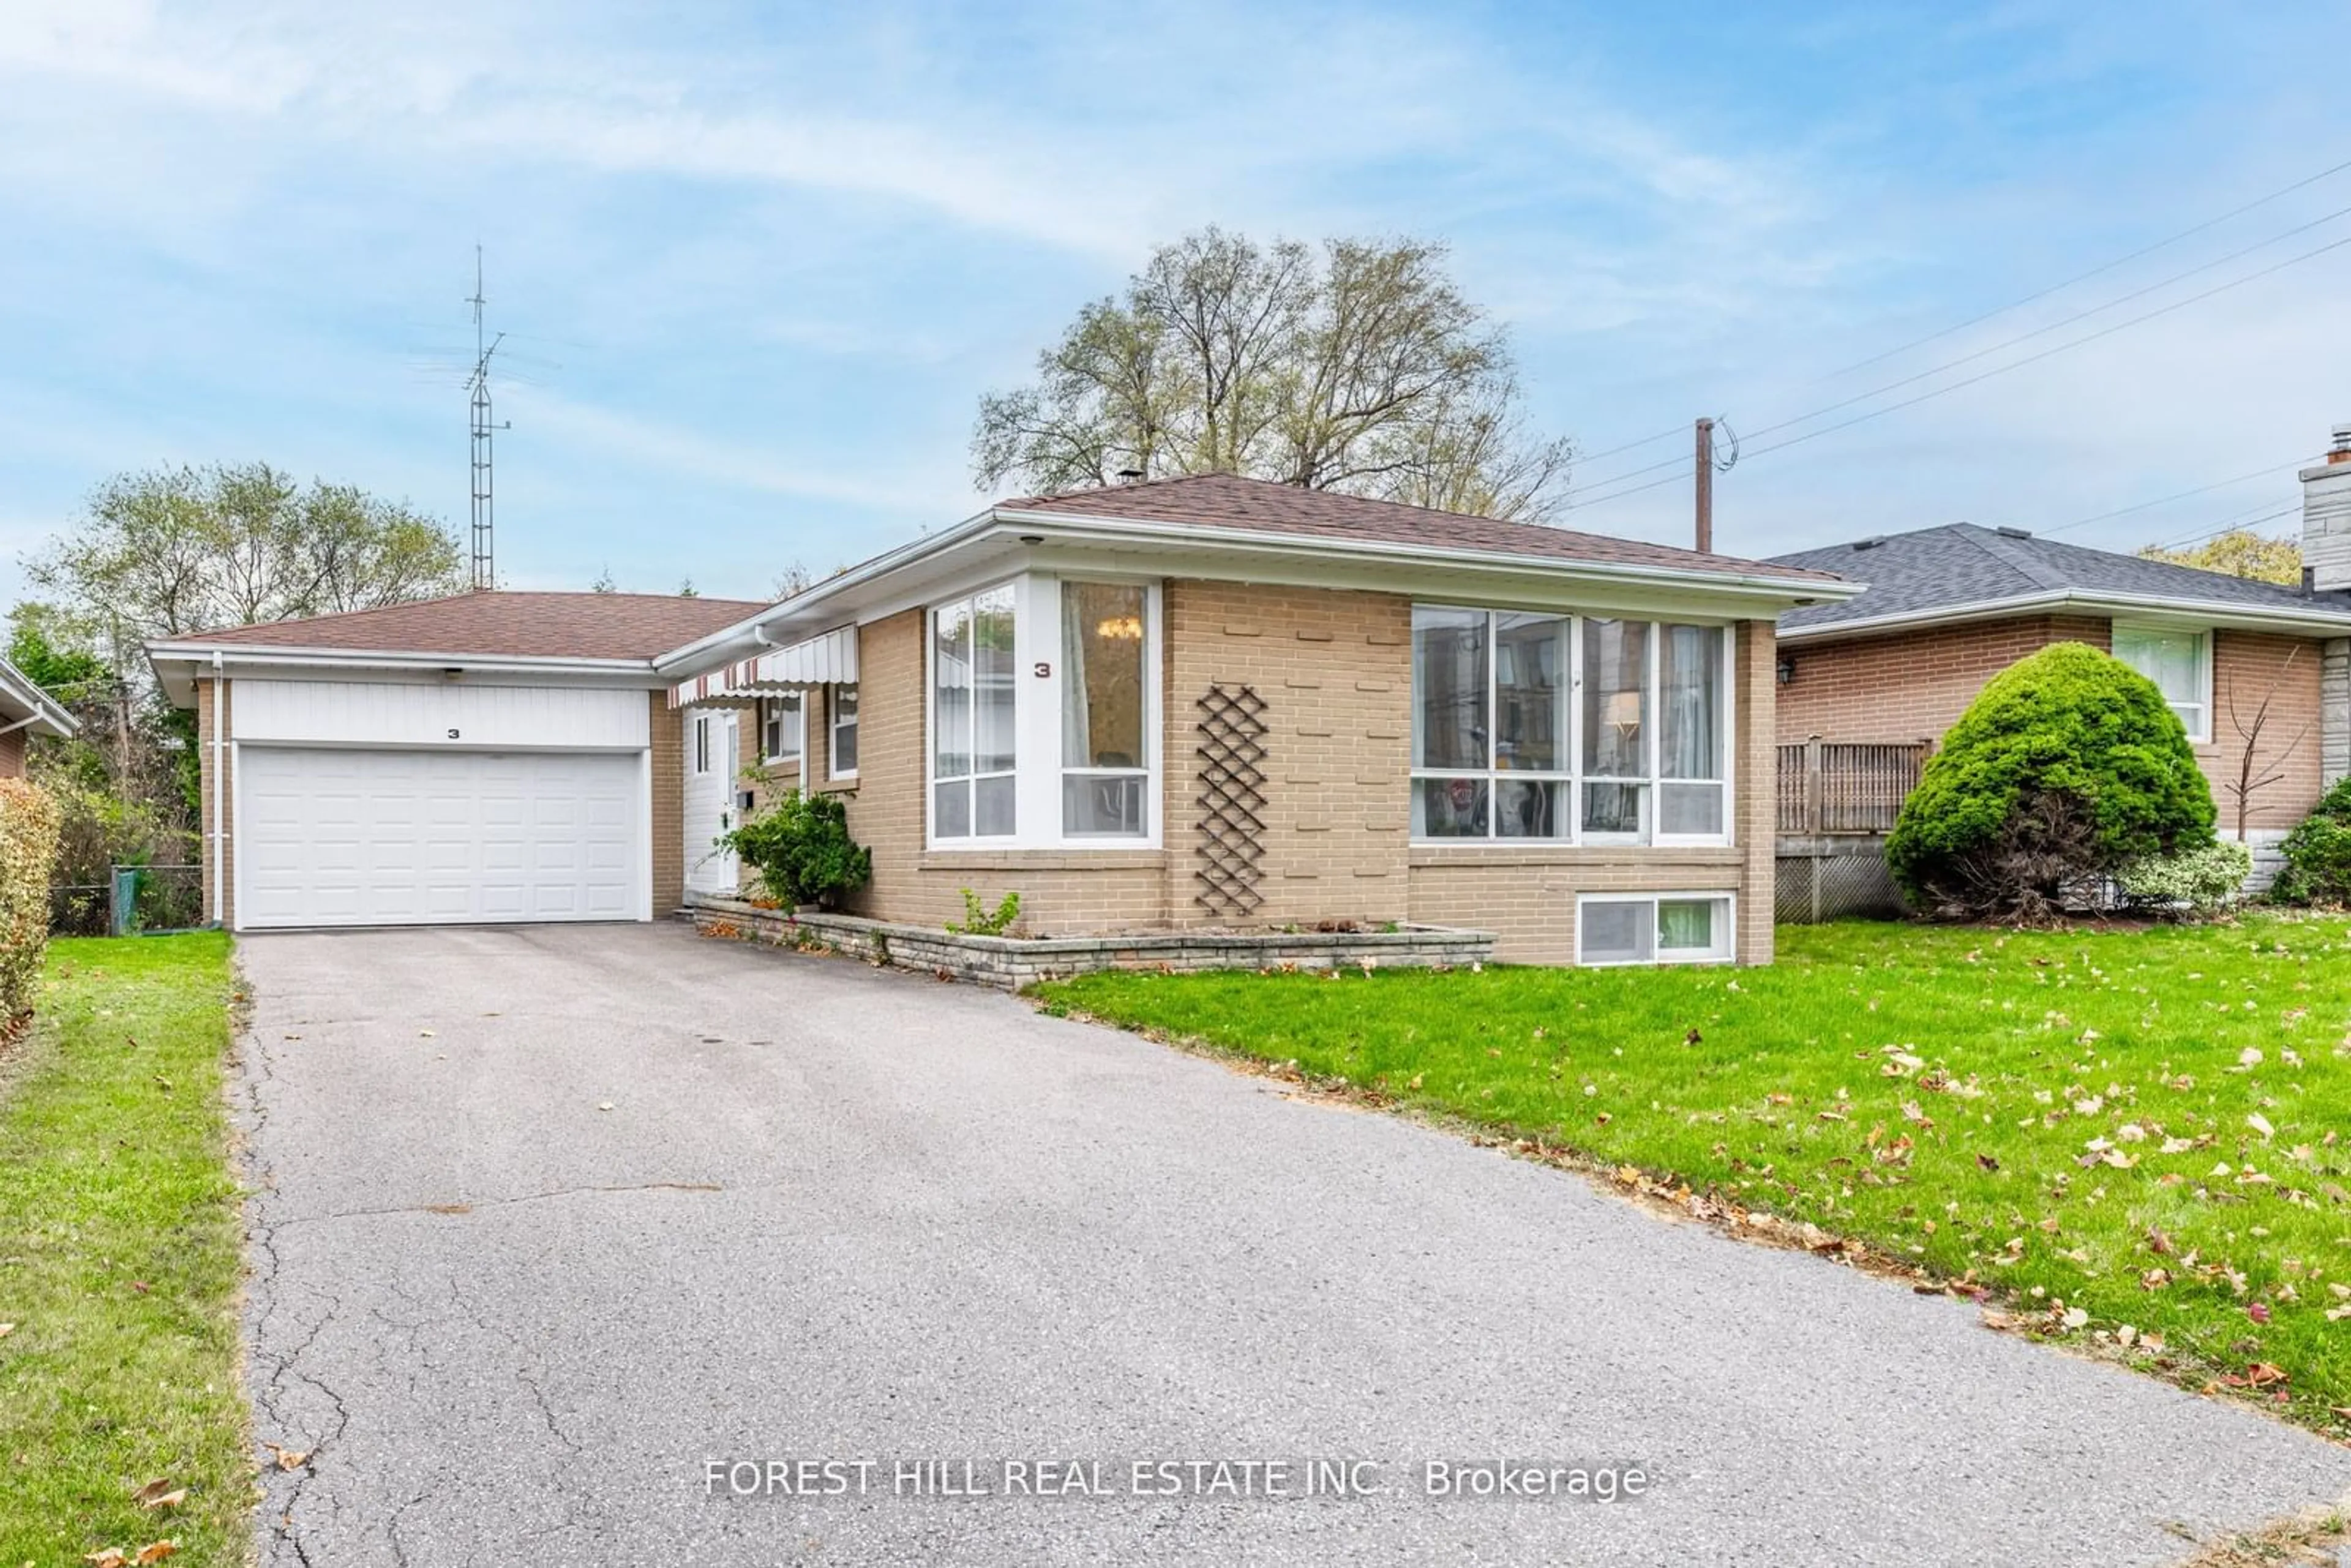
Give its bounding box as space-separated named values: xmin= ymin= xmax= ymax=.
xmin=1404 ymin=619 xmax=1778 ymax=966
xmin=1776 ymin=615 xmax=2332 ymax=835
xmin=1161 ymin=580 xmax=1412 ymax=928
xmin=648 ymin=691 xmax=686 ymax=914
xmin=195 ymin=678 xmax=235 ymax=928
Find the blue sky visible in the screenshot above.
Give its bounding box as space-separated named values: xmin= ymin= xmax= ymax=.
xmin=1 ymin=1 xmax=2345 ymax=608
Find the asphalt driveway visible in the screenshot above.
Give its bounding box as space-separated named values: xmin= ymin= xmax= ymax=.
xmin=236 ymin=923 xmax=2351 ymax=1566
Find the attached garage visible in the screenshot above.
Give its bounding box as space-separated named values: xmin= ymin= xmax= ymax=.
xmin=238 ymin=748 xmax=642 ymax=928
xmin=144 ymin=591 xmax=773 ymax=932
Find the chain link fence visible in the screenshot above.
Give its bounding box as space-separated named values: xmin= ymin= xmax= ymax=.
xmin=47 ymin=865 xmax=207 ymax=936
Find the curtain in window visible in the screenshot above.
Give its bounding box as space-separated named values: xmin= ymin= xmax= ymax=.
xmin=1660 ymin=625 xmax=1722 ymax=778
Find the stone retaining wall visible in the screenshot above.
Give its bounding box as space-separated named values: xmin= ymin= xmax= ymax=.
xmin=686 ymin=895 xmax=1494 ymax=989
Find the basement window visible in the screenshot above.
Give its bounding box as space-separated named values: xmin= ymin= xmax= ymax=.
xmin=1577 ymin=893 xmax=1734 ymax=966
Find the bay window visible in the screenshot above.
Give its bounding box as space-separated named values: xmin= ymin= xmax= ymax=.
xmin=926 ymin=575 xmax=1158 ymax=847
xmin=1411 ymin=606 xmax=1730 ymax=844
xmin=931 ymin=587 xmax=1017 ymax=838
xmin=1062 ymin=582 xmax=1150 ymax=837
xmin=2111 ymin=625 xmax=2210 ymax=741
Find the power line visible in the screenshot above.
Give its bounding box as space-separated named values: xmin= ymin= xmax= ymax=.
xmin=2146 ymin=503 xmax=2300 ymax=555
xmin=1818 ymin=152 xmax=2351 ymax=381
xmin=1734 ymin=231 xmax=2351 ymax=467
xmin=1575 ymin=422 xmax=1692 ymax=466
xmin=2038 ymin=459 xmax=2314 ymax=536
xmin=1747 ymin=201 xmax=2351 ymax=445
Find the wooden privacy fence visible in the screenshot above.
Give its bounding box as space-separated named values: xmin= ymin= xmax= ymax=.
xmin=1775 ymin=739 xmax=1932 ymax=923
xmin=1777 ymin=739 xmax=1932 ymax=836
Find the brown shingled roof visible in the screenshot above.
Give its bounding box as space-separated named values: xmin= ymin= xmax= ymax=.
xmin=1003 ymin=473 xmax=1845 ymax=583
xmin=176 ymin=591 xmax=772 ymax=662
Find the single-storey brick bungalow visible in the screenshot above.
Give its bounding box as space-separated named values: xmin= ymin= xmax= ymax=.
xmin=1768 ymin=433 xmax=2351 ymax=857
xmin=148 ymin=475 xmax=1858 ymax=966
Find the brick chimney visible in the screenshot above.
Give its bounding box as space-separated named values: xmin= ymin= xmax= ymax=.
xmin=2301 ymin=423 xmax=2351 ymax=593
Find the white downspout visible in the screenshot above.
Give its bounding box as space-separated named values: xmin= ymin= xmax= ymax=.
xmin=211 ymin=653 xmax=225 ymax=929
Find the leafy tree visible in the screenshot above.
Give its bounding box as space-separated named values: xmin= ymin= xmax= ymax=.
xmin=7 ymin=604 xmax=106 ymax=704
xmin=1887 ymin=642 xmax=2216 ymax=922
xmin=590 ymin=566 xmax=618 ymax=593
xmin=2137 ymin=529 xmax=2300 ymax=585
xmin=25 ymin=463 xmax=464 ymax=678
xmin=973 ymin=227 xmax=1573 ymax=521
xmin=18 ymin=462 xmax=466 ymax=850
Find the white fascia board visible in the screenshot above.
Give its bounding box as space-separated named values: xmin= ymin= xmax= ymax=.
xmin=654 ymin=505 xmax=1856 ymax=681
xmin=654 ymin=506 xmax=1006 ymax=678
xmin=988 ymin=508 xmax=1859 ymax=606
xmin=1778 ymin=589 xmax=2351 ymax=645
xmin=143 ymin=642 xmax=663 ymax=707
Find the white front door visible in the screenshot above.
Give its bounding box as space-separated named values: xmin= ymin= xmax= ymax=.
xmin=683 ymin=710 xmax=740 ymax=897
xmin=238 ymin=746 xmax=643 ymax=928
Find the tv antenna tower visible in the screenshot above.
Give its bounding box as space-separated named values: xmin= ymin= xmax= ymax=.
xmin=464 ymin=246 xmax=509 ymax=591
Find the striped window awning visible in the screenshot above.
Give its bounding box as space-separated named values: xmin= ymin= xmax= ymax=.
xmin=669 ymin=625 xmax=858 ymax=708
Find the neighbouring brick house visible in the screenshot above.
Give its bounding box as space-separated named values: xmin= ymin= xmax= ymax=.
xmin=660 ymin=475 xmax=1853 ymax=966
xmin=1767 ymin=429 xmax=2351 ymax=868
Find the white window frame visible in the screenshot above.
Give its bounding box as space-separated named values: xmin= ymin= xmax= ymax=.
xmin=1409 ymin=606 xmax=1735 ymax=849
xmin=828 ymin=685 xmax=859 ymax=780
xmin=1575 ymin=891 xmax=1737 ymax=967
xmin=921 ymin=571 xmax=1163 ymax=852
xmin=928 ymin=581 xmax=1022 ymax=845
xmin=1059 ymin=579 xmax=1155 ymax=842
xmin=2111 ymin=623 xmax=2212 ymax=743
xmin=760 ymin=693 xmax=804 ymax=766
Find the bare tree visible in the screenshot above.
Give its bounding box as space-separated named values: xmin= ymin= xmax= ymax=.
xmin=2222 ymin=646 xmax=2315 ymax=839
xmin=974 ymin=228 xmax=1575 ymax=521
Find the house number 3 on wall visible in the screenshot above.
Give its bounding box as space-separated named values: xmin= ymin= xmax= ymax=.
xmin=447 ymin=728 xmax=460 ymax=739
xmin=1033 ymin=662 xmax=1051 ymax=678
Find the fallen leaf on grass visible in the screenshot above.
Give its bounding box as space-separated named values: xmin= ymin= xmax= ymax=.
xmin=135 ymin=1542 xmax=178 ymax=1565
xmin=0 ymin=1321 xmax=13 ymax=1338
xmin=1976 ymin=1153 xmax=2000 ymax=1172
xmin=2247 ymin=1112 xmax=2275 ymax=1140
xmin=84 ymin=1550 xmax=127 ymax=1568
xmin=130 ymin=1480 xmax=184 ymax=1509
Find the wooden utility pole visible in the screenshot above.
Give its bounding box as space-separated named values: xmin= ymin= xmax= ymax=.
xmin=1694 ymin=417 xmax=1715 ymax=554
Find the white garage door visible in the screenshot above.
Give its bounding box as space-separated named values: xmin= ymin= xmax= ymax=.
xmin=238 ymin=747 xmax=643 ymax=929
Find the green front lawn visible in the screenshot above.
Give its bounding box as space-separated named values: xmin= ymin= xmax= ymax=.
xmin=1038 ymin=915 xmax=2351 ymax=1434
xmin=0 ymin=934 xmax=249 ymax=1566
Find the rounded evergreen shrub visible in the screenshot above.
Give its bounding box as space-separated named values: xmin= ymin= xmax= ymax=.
xmin=2271 ymin=773 xmax=2351 ymax=905
xmin=1886 ymin=642 xmax=2216 ymax=922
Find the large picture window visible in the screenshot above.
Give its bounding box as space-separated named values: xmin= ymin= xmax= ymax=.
xmin=1062 ymin=582 xmax=1150 ymax=837
xmin=931 ymin=587 xmax=1016 ymax=837
xmin=2112 ymin=625 xmax=2210 ymax=742
xmin=1411 ymin=606 xmax=1730 ymax=844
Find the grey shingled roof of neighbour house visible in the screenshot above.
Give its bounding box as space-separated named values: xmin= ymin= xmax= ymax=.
xmin=1769 ymin=522 xmax=2351 ymax=633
